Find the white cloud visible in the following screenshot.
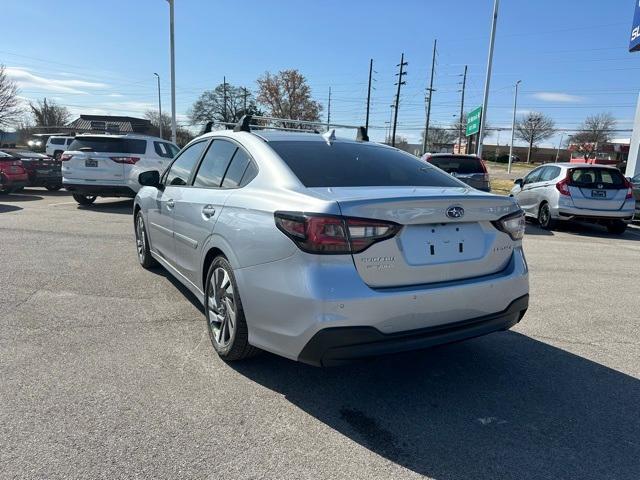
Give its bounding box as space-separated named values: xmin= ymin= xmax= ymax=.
xmin=5 ymin=67 xmax=108 ymax=94
xmin=533 ymin=92 xmax=584 ymax=103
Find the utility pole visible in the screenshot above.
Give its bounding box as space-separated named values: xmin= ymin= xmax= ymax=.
xmin=154 ymin=73 xmax=163 ymax=139
xmin=167 ymin=0 xmax=176 ymax=143
xmin=555 ymin=133 xmax=564 ymax=162
xmin=458 ymin=65 xmax=467 ymax=153
xmin=365 ymin=59 xmax=373 ymax=134
xmin=477 ymin=0 xmax=500 ymax=159
xmin=222 ymin=76 xmax=228 ymax=123
xmin=422 ymin=39 xmax=437 ymax=154
xmin=327 ymin=87 xmax=332 ymax=130
xmin=508 ymin=80 xmax=521 ymax=173
xmin=392 ymin=53 xmax=407 ymax=147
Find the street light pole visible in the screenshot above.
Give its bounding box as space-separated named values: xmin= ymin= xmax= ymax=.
xmin=153 ymin=73 xmax=163 ymax=139
xmin=477 ymin=0 xmax=500 ymax=160
xmin=508 ymin=80 xmax=521 ymax=174
xmin=167 ymin=0 xmax=177 ymax=144
xmin=555 ymin=133 xmax=564 ymax=162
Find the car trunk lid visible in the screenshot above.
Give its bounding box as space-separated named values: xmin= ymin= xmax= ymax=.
xmin=310 ymin=186 xmax=519 ymax=288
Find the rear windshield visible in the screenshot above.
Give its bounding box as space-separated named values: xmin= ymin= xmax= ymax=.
xmin=268 ymin=141 xmax=462 ymax=188
xmin=428 ymin=155 xmax=484 ymax=174
xmin=569 ymin=168 xmax=625 ymax=189
xmin=68 ymin=137 xmax=147 ymax=154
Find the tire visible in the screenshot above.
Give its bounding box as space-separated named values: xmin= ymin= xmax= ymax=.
xmin=607 ymin=221 xmax=627 ymax=235
xmin=53 ymin=151 xmax=63 ymax=160
xmin=134 ymin=211 xmax=157 ymax=268
xmin=537 ymin=202 xmax=557 ymax=230
xmin=205 ymin=256 xmax=259 ymax=362
xmin=45 ymin=185 xmax=62 ymax=191
xmin=14 ymin=187 xmax=24 ymax=192
xmin=72 ymin=193 xmax=96 ymax=206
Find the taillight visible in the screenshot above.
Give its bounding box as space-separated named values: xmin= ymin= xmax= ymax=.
xmin=556 ymin=177 xmax=571 ymax=196
xmin=274 ymin=212 xmax=400 ymax=254
xmin=60 ymin=154 xmax=73 ymax=161
xmin=110 ymin=156 xmax=140 ymax=164
xmin=479 ymin=160 xmax=490 ymax=182
xmin=492 ymin=210 xmax=525 ymax=241
xmin=624 ymin=178 xmax=633 ymax=200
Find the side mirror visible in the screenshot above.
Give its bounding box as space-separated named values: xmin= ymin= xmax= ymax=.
xmin=138 ymin=170 xmax=161 ymax=188
xmin=514 ymin=178 xmax=523 ymax=187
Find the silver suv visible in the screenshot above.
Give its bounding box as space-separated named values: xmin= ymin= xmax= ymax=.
xmin=510 ymin=163 xmax=635 ymax=234
xmin=133 ymin=125 xmax=529 ymax=366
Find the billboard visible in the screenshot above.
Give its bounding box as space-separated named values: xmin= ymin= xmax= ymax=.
xmin=630 ymin=0 xmax=640 ymax=52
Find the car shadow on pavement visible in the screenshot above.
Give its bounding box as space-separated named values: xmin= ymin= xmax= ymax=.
xmin=231 ymin=332 xmax=640 ymax=479
xmin=553 ymin=221 xmax=640 ymax=242
xmin=524 ymin=223 xmax=553 ymax=236
xmin=78 ymin=199 xmax=134 ymax=215
xmin=148 ymin=267 xmax=205 ymax=314
xmin=0 ymin=204 xmax=23 ymax=213
xmin=0 ymin=192 xmax=43 ymax=202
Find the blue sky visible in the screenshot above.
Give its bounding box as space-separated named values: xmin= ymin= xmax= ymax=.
xmin=2 ymin=0 xmax=640 ymax=146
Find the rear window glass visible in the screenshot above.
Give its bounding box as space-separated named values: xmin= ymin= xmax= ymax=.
xmin=68 ymin=137 xmax=147 ymax=154
xmin=50 ymin=138 xmax=66 ymax=145
xmin=269 ymin=141 xmax=461 ymax=188
xmin=428 ymin=155 xmax=484 ymax=174
xmin=569 ymin=168 xmax=625 ymax=188
xmin=154 ymin=141 xmax=179 ymax=159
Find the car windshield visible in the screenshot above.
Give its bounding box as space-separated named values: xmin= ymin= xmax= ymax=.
xmin=428 ymin=155 xmax=485 ymax=174
xmin=268 ymin=141 xmax=462 ymax=188
xmin=68 ymin=136 xmax=147 ymax=154
xmin=569 ymin=168 xmax=625 ymax=188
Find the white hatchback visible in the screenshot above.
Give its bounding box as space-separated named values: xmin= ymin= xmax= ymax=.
xmin=62 ymin=134 xmax=178 ymax=205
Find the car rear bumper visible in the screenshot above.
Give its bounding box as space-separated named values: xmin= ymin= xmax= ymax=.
xmin=235 ymin=247 xmax=529 ymax=364
xmin=63 ymin=183 xmax=136 ymax=198
xmin=298 ymin=294 xmax=529 ymax=366
xmin=554 ymin=206 xmax=635 ymax=222
xmin=0 ymin=175 xmax=28 ymax=190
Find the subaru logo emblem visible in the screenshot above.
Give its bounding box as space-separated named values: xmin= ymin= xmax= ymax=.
xmin=446 ymin=206 xmax=465 ymax=219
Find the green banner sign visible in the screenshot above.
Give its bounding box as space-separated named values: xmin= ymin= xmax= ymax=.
xmin=466 ymin=106 xmax=482 ymax=137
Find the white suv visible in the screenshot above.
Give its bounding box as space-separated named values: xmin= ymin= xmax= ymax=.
xmin=62 ymin=134 xmax=179 ymax=205
xmin=46 ymin=136 xmax=75 ymax=159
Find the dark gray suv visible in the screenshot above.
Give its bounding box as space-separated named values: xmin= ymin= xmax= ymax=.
xmin=423 ymin=154 xmax=491 ymax=192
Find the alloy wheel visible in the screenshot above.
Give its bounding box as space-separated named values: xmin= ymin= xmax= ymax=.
xmin=207 ymin=267 xmax=236 ymax=348
xmin=135 ymin=215 xmax=146 ymax=263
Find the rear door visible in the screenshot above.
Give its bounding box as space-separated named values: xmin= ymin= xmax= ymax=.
xmin=172 ymin=139 xmax=240 ymax=285
xmin=64 ymin=137 xmax=146 ymax=184
xmin=567 ymin=167 xmax=628 ymax=210
xmin=147 ymin=140 xmax=208 ymax=264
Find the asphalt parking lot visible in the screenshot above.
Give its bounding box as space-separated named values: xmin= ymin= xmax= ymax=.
xmin=1 ymin=188 xmax=639 ymax=480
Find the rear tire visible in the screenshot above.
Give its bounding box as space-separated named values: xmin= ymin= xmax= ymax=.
xmin=607 ymin=221 xmax=627 ymax=235
xmin=45 ymin=185 xmax=62 ymax=191
xmin=135 ymin=212 xmax=157 ymax=268
xmin=538 ymin=202 xmax=557 ymax=230
xmin=73 ymin=193 xmax=96 ymax=206
xmin=205 ymin=256 xmax=259 ymax=362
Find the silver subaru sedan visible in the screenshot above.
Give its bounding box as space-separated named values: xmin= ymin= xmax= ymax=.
xmin=133 ymin=128 xmax=529 ymax=366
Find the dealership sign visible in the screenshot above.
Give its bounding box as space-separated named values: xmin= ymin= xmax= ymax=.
xmin=630 ymin=1 xmax=640 ymax=52
xmin=466 ymin=106 xmax=482 ymax=137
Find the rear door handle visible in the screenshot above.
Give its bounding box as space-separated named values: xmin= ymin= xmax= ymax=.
xmin=166 ymin=199 xmax=175 ymax=209
xmin=202 ymin=204 xmax=216 ymax=218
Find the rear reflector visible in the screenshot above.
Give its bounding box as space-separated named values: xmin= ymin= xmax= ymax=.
xmin=110 ymin=156 xmax=140 ymax=164
xmin=274 ymin=212 xmax=400 ymax=254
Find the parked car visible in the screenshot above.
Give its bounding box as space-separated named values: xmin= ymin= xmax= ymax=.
xmin=45 ymin=136 xmax=75 ymax=159
xmin=0 ymin=151 xmax=28 ymax=193
xmin=1 ymin=149 xmax=62 ymax=191
xmin=133 ymin=127 xmax=529 ymax=366
xmin=510 ymin=163 xmax=635 ymax=234
xmin=62 ymin=134 xmax=179 ymax=205
xmin=422 ymin=153 xmax=491 ymax=191
xmin=630 ymin=172 xmax=640 ymax=218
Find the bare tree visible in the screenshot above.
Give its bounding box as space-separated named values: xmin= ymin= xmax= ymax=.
xmin=29 ymin=98 xmax=70 ymax=127
xmin=568 ymin=113 xmax=616 ymax=159
xmin=145 ymin=110 xmax=194 ymax=147
xmin=514 ymin=112 xmax=556 ymax=163
xmin=0 ymin=65 xmax=23 ymax=129
xmin=189 ymin=83 xmax=262 ymax=126
xmin=422 ymin=126 xmax=456 ymax=153
xmin=256 ymin=70 xmax=322 ymax=129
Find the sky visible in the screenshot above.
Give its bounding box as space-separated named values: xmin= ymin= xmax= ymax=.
xmin=2 ymin=0 xmax=640 ymax=147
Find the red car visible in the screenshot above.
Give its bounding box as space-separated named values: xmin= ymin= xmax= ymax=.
xmin=1 ymin=149 xmax=62 ymax=191
xmin=0 ymin=151 xmax=28 ymax=193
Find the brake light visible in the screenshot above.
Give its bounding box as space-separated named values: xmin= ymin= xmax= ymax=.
xmin=480 ymin=160 xmax=490 ymax=182
xmin=274 ymin=212 xmax=400 ymax=254
xmin=110 ymin=156 xmax=140 ymax=164
xmin=492 ymin=210 xmax=526 ymax=241
xmin=624 ymin=178 xmax=633 ymax=200
xmin=556 ymin=177 xmax=571 ymax=196
xmin=60 ymin=154 xmax=73 ymax=161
